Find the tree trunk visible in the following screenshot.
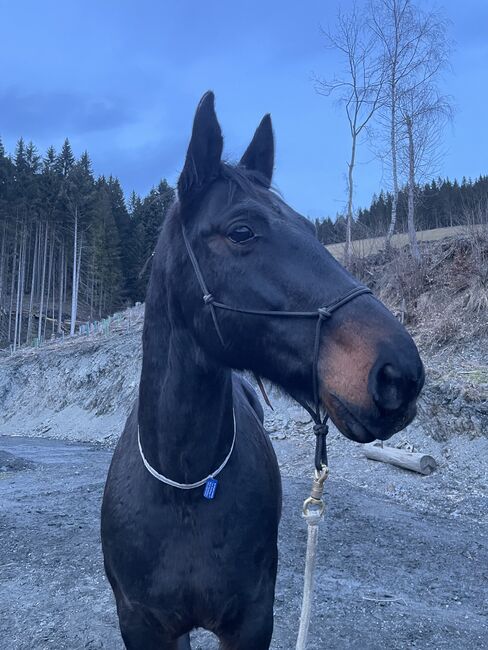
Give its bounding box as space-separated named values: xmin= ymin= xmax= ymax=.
xmin=70 ymin=210 xmax=78 ymax=336
xmin=387 ymin=91 xmax=399 ymax=246
xmin=0 ymin=220 xmax=7 ymax=309
xmin=0 ymin=221 xmax=6 ymax=341
xmin=74 ymin=232 xmax=83 ymax=327
xmin=51 ymin=243 xmax=57 ymax=338
xmin=8 ymin=225 xmax=18 ymax=342
xmin=90 ymin=269 xmax=95 ymax=321
xmin=13 ymin=225 xmax=23 ymax=351
xmin=18 ymin=228 xmax=27 ymax=348
xmin=406 ymin=117 xmax=421 ymax=261
xmin=99 ymin=281 xmax=103 ymax=319
xmin=58 ymin=241 xmax=64 ymax=334
xmin=34 ymin=222 xmax=43 ymax=302
xmin=43 ymin=227 xmax=55 ymax=340
xmin=345 ymin=132 xmax=357 ymax=267
xmin=63 ymin=242 xmax=68 ymax=305
xmin=37 ymin=222 xmax=49 ymax=341
xmin=363 ymin=443 xmax=436 ymax=475
xmin=26 ymin=222 xmax=39 ymax=343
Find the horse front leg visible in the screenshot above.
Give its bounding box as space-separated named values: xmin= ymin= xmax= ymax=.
xmin=217 ymin=609 xmax=274 ymax=650
xmin=116 ymin=601 xmax=191 ymax=650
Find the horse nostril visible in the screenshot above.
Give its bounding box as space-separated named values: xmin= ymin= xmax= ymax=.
xmin=372 ymin=363 xmax=405 ymax=413
xmin=382 ymin=363 xmax=402 ymax=382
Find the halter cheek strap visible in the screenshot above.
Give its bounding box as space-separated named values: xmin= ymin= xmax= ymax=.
xmin=181 ymin=225 xmax=372 ymax=472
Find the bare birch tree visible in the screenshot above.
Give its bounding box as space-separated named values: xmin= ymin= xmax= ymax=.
xmin=398 ymin=85 xmax=452 ymax=260
xmin=315 ymin=3 xmax=385 ymax=265
xmin=369 ymin=0 xmax=450 ymax=247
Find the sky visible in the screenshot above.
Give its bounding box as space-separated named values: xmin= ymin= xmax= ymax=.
xmin=0 ymin=0 xmax=487 ymax=219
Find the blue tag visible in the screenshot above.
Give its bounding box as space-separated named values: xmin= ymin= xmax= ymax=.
xmin=203 ymin=478 xmax=218 ymax=499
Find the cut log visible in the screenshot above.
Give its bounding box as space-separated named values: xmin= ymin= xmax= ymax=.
xmin=363 ymin=443 xmax=437 ymax=475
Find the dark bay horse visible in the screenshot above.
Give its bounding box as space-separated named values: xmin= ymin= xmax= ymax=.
xmin=101 ymin=92 xmax=424 ymax=649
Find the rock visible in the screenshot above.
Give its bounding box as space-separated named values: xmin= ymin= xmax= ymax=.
xmin=0 ymin=450 xmax=35 ymax=472
xmin=288 ymin=408 xmax=312 ymax=426
xmin=271 ymin=432 xmax=286 ymax=441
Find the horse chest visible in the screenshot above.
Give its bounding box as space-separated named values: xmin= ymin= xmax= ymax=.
xmin=108 ymin=475 xmax=279 ymax=618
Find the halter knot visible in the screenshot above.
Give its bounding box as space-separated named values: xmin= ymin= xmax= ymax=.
xmin=318 ymin=307 xmax=332 ymax=320
xmin=313 ymin=422 xmax=329 ymax=437
xmin=203 ymin=293 xmax=215 ymax=305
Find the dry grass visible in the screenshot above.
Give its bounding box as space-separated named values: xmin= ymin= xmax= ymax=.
xmin=326 ymin=225 xmax=478 ymax=261
xmin=335 ymin=225 xmax=488 ymax=350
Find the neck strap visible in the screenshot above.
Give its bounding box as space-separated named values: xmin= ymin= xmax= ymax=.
xmin=138 ymin=409 xmax=236 ymax=489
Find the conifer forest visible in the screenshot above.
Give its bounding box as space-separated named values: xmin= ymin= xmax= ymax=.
xmin=315 ymin=175 xmax=488 ymax=245
xmin=0 ymin=137 xmax=174 ymax=349
xmin=0 ymin=135 xmax=487 ymax=350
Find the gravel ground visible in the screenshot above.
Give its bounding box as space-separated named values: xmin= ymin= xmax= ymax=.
xmin=1 ymin=312 xmax=487 ymax=648
xmin=263 ymin=387 xmax=488 ymax=523
xmin=1 ymin=428 xmax=487 ymax=650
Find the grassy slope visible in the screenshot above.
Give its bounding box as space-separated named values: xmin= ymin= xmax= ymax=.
xmin=326 ymin=225 xmax=472 ymax=260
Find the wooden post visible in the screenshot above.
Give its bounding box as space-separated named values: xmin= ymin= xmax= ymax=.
xmin=363 ymin=443 xmax=437 ymax=475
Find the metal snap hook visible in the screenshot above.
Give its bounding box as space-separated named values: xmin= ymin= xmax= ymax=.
xmin=302 ymin=465 xmax=329 ymax=517
xmin=303 ymin=495 xmax=325 ymax=517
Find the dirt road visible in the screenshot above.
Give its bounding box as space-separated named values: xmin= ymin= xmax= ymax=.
xmin=1 ymin=435 xmax=487 ymax=650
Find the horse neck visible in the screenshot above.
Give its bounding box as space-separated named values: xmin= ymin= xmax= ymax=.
xmin=138 ymin=264 xmax=233 ymax=484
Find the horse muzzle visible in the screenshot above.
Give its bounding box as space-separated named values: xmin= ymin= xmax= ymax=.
xmin=319 ymin=345 xmax=425 ymax=443
xmin=326 ymin=392 xmax=420 ymax=443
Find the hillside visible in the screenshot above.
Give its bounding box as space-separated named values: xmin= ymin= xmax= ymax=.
xmin=345 ymin=228 xmax=488 ymax=348
xmin=0 ymin=306 xmax=144 ymax=442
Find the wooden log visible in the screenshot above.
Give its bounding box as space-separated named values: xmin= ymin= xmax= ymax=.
xmin=363 ymin=443 xmax=437 ymax=475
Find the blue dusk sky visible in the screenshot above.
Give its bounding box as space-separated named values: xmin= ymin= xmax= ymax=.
xmin=0 ymin=0 xmax=486 ymax=218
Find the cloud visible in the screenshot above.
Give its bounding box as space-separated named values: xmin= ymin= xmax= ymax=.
xmin=0 ymin=87 xmax=134 ymax=138
xmin=91 ymin=135 xmax=189 ymax=197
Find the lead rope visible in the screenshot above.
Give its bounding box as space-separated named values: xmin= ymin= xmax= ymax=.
xmin=295 ymin=310 xmax=330 ymax=650
xmin=253 ymin=366 xmax=328 ymax=650
xmin=296 ymin=463 xmax=329 ymax=649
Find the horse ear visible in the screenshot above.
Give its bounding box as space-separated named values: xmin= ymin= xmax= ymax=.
xmin=178 ymin=91 xmax=223 ymax=203
xmin=239 ymin=114 xmax=274 ymax=187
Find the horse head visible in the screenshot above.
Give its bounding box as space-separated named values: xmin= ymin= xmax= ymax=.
xmin=170 ymin=92 xmax=424 ymax=443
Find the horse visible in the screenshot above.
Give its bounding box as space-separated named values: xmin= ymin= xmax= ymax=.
xmin=101 ymin=92 xmax=424 ymax=649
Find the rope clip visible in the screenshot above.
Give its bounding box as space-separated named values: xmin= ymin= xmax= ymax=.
xmin=302 ymin=465 xmax=329 ymax=517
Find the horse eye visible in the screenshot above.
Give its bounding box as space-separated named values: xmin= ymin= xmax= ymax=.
xmin=227 ymin=225 xmax=255 ymax=244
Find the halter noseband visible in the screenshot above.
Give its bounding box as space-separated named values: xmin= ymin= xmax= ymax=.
xmin=182 ymin=225 xmax=372 ymax=471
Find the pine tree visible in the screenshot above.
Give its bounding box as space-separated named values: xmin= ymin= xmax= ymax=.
xmin=56 ymin=139 xmax=75 ymax=178
xmin=130 ymin=179 xmax=175 ymax=301
xmin=107 ymin=176 xmax=132 ymax=303
xmin=60 ymin=152 xmax=96 ymax=334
